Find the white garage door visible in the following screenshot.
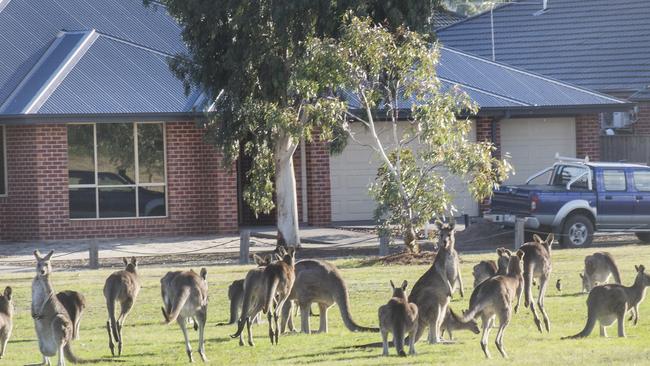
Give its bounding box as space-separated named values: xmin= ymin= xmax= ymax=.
xmin=500 ymin=117 xmax=576 ymax=184
xmin=330 ymin=121 xmax=478 ymax=222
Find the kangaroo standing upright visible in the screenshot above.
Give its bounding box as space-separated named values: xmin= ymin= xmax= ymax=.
xmin=378 ymin=280 xmax=418 ymax=357
xmin=436 ymin=221 xmax=464 ymax=297
xmin=280 ymin=259 xmax=378 ymax=334
xmin=564 ymin=264 xmax=650 ymax=339
xmin=519 ymin=233 xmax=553 ymax=333
xmin=0 ymin=286 xmax=13 ymax=359
xmin=56 ymin=291 xmax=85 ymax=341
xmin=581 ymin=252 xmax=622 ymax=292
xmin=461 ymin=249 xmax=525 ymax=359
xmin=261 ymin=246 xmax=296 ymax=345
xmin=223 ymin=254 xmax=272 ymax=326
xmin=31 ymin=250 xmax=82 ymax=366
xmin=104 ymin=257 xmax=141 ymax=356
xmin=161 ymin=268 xmax=209 ymax=363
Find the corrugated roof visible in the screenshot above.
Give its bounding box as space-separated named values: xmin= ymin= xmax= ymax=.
xmin=436 ymin=0 xmax=650 ymax=95
xmin=345 ymin=46 xmax=628 ymax=112
xmin=432 ymin=9 xmax=465 ymax=29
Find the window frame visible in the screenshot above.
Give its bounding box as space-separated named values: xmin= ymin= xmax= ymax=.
xmin=632 ymin=169 xmax=650 ymax=192
xmin=602 ymin=169 xmax=628 ymax=192
xmin=0 ymin=125 xmax=6 ymax=197
xmin=67 ymin=122 xmax=168 ymax=220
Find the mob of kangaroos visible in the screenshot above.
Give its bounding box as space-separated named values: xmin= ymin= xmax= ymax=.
xmin=104 ymin=257 xmax=141 ymax=356
xmin=379 ymin=280 xmax=418 ymax=357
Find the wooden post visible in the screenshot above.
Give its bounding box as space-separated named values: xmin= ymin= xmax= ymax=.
xmin=379 ymin=235 xmax=389 ymax=257
xmin=463 ymin=214 xmax=470 ymax=228
xmin=89 ymin=242 xmax=99 ymax=269
xmin=240 ymin=230 xmax=251 ymax=264
xmin=514 ymin=218 xmax=525 ymax=250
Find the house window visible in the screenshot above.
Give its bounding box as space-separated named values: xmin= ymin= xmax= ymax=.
xmin=67 ymin=123 xmax=166 ymax=219
xmin=0 ymin=125 xmax=6 ymax=196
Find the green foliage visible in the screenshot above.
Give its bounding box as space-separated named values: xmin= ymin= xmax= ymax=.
xmin=149 ymin=0 xmax=440 ymax=216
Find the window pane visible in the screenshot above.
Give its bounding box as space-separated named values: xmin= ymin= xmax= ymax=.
xmin=139 ymin=186 xmax=166 ymax=217
xmin=69 ymin=188 xmax=96 ymax=218
xmin=554 ymin=166 xmax=589 ymax=189
xmin=634 ymin=170 xmax=650 ymax=192
xmin=99 ymin=187 xmax=136 ymax=217
xmin=67 ymin=125 xmax=95 ymax=185
xmin=97 ymin=123 xmax=134 ymax=185
xmin=0 ymin=127 xmax=5 ymax=195
xmin=138 ymin=124 xmax=165 ymax=184
xmin=603 ymin=170 xmax=626 ymax=191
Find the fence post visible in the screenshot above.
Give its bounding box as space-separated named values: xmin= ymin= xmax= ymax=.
xmin=463 ymin=214 xmax=470 ymax=228
xmin=379 ymin=235 xmax=389 ymax=257
xmin=89 ymin=241 xmax=99 ymax=269
xmin=240 ymin=230 xmax=251 ymax=264
xmin=514 ymin=218 xmax=525 ymax=250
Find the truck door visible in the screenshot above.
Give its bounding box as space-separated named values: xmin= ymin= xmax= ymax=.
xmin=597 ymin=169 xmax=636 ymax=230
xmin=631 ymin=169 xmax=650 ymax=230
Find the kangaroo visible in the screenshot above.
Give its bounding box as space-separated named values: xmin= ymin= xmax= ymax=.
xmin=280 ymin=259 xmax=379 ymax=334
xmin=472 ymin=247 xmax=510 ymax=288
xmin=223 ymin=254 xmax=272 ymax=326
xmin=581 ymin=252 xmax=622 ymax=293
xmin=408 ymin=233 xmax=454 ymax=344
xmin=564 ymin=265 xmax=650 ymax=339
xmin=460 ymin=249 xmax=525 ymax=359
xmin=31 ymin=250 xmax=83 ymax=366
xmin=0 ymin=287 xmax=13 ymax=359
xmin=440 ymin=308 xmax=480 ymax=341
xmin=436 ymin=221 xmax=464 ymax=297
xmin=56 ymin=291 xmax=85 ymax=341
xmin=519 ymin=233 xmax=553 ymax=333
xmin=104 ymin=257 xmax=141 ymax=356
xmin=378 ymin=280 xmax=418 ymax=357
xmin=161 ymin=268 xmax=208 ymax=363
xmin=232 ymin=247 xmax=296 ymax=346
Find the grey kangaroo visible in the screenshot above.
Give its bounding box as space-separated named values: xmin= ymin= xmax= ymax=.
xmin=223 ymin=254 xmax=272 ymax=326
xmin=564 ymin=264 xmax=650 ymax=339
xmin=56 ymin=291 xmax=85 ymax=341
xmin=378 ymin=280 xmax=418 ymax=357
xmin=436 ymin=221 xmax=464 ymax=297
xmin=0 ymin=286 xmax=13 ymax=359
xmin=581 ymin=252 xmax=622 ymax=293
xmin=161 ymin=268 xmax=209 ymax=363
xmin=31 ymin=250 xmax=83 ymax=365
xmin=461 ymin=249 xmax=525 ymax=359
xmin=440 ymin=308 xmax=480 ymax=341
xmin=280 ymin=259 xmax=379 ymax=334
xmin=104 ymin=257 xmax=141 ymax=356
xmin=472 ymin=247 xmax=510 ymax=288
xmin=519 ymin=233 xmax=553 ymax=333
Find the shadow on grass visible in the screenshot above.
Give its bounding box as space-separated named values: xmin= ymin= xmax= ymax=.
xmin=275 ymin=347 xmax=375 ymax=362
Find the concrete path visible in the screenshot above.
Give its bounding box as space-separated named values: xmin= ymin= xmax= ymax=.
xmin=0 ymin=227 xmax=382 ymax=272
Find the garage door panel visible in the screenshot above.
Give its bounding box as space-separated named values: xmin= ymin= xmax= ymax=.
xmin=330 ymin=121 xmax=478 ymax=222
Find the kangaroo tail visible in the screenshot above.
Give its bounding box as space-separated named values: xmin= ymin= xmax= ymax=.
xmin=226 ymin=281 xmax=243 ymax=325
xmin=105 ymin=290 xmax=119 ymax=342
xmin=604 ymin=253 xmax=622 ymax=284
xmin=162 ymin=288 xmax=190 ymax=325
xmin=230 ymin=318 xmax=247 ymax=338
xmin=461 ymin=298 xmax=488 ymax=323
xmin=63 ymin=343 xmax=85 ymax=364
xmin=335 ymin=279 xmax=379 ymax=332
xmin=264 ymin=276 xmax=280 ymax=315
xmin=524 ymin=261 xmax=534 ymax=307
xmin=393 ymin=315 xmax=406 ymax=357
xmin=562 ymin=311 xmax=596 ymax=339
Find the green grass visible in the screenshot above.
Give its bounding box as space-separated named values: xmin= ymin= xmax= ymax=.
xmin=4 ymin=244 xmax=650 ymax=365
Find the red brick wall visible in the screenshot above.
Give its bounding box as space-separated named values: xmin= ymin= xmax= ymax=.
xmin=575 ymin=114 xmax=601 ymax=161
xmin=633 ymin=101 xmax=650 ymax=135
xmin=0 ymin=122 xmax=238 ymax=241
xmin=305 ymin=132 xmax=331 ymax=226
xmin=476 ymin=117 xmax=501 ymax=158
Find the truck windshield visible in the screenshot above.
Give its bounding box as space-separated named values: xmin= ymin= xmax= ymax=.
xmin=552 ymin=165 xmax=589 ymax=189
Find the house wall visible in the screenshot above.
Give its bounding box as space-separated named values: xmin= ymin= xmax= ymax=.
xmin=633 ymin=101 xmax=650 ymax=135
xmin=575 ymin=114 xmax=601 ymax=160
xmin=0 ymin=122 xmax=239 ymax=241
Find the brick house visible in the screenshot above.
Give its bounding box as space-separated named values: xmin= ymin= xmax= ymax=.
xmin=0 ymin=0 xmax=633 ymax=240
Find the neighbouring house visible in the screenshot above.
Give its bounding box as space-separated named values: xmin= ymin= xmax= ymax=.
xmin=0 ymin=0 xmax=632 ymax=241
xmin=437 ymin=0 xmax=650 ymax=148
xmin=432 ymin=7 xmax=466 ymax=28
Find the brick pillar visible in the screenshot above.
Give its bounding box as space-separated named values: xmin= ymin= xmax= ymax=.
xmin=476 ymin=116 xmax=501 ymax=158
xmin=575 ymin=114 xmax=601 ymax=161
xmin=305 ymin=132 xmax=331 ymax=226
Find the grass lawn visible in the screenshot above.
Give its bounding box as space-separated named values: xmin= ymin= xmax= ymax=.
xmin=4 ymin=244 xmax=650 ymax=365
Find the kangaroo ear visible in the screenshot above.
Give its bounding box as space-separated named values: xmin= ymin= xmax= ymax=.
xmin=546 ymin=233 xmax=555 ymax=244
xmin=638 ymin=265 xmax=645 ymax=273
xmin=276 ymin=245 xmax=287 ymax=257
xmin=253 ymin=254 xmax=264 ymax=266
xmin=533 ymin=234 xmax=543 ymax=243
xmin=123 ymin=257 xmax=128 ymax=266
xmin=43 ymin=250 xmax=54 ymax=261
xmin=579 ymin=273 xmax=584 ymax=279
xmin=636 ymin=265 xmax=640 ymax=272
xmin=390 ymin=280 xmax=396 ymax=289
xmin=401 ymin=280 xmax=408 ymax=291
xmin=516 ymin=249 xmax=525 ymax=260
xmin=504 ymin=249 xmax=513 ymax=257
xmin=496 ymin=247 xmax=503 ymax=255
xmin=34 ymin=250 xmax=42 ymax=260
xmin=131 ymin=257 xmax=138 ymax=266
xmin=200 ymin=268 xmax=207 ymax=280
xmin=3 ymin=287 xmax=11 ymax=301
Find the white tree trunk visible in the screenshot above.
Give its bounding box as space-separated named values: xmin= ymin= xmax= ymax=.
xmin=275 ymin=132 xmax=301 ymax=247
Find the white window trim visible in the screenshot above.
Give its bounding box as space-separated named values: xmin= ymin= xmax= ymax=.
xmin=0 ymin=125 xmax=6 ymax=197
xmin=68 ymin=122 xmax=168 ymax=220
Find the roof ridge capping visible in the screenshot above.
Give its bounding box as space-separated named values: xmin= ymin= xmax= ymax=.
xmin=0 ymin=30 xmax=99 ymax=114
xmin=435 ymin=0 xmax=516 ymax=32
xmin=0 ymin=0 xmax=11 ymax=14
xmin=440 ymin=46 xmax=627 ymax=105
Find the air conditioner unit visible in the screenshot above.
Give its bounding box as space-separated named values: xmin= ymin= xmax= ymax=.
xmin=601 ymin=111 xmax=636 ymax=129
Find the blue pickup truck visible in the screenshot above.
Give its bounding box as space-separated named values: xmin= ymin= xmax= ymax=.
xmin=485 ymin=156 xmax=650 ymax=248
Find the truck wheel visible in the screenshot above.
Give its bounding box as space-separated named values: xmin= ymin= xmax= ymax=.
xmin=636 ymin=233 xmax=650 ymax=243
xmin=560 ymin=215 xmax=594 ymax=248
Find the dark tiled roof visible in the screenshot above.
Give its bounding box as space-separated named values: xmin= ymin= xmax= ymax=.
xmin=432 ymin=8 xmax=465 ymax=29
xmin=437 ymin=0 xmax=650 ymax=95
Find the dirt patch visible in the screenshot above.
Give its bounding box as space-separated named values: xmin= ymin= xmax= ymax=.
xmin=361 ymin=249 xmax=437 ymax=266
xmin=455 ymin=220 xmax=513 ymax=251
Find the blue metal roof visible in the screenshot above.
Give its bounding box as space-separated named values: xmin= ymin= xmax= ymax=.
xmin=432 ymin=9 xmax=465 ymax=29
xmin=436 ymin=0 xmax=650 ymax=96
xmin=345 ymin=46 xmax=629 ymax=113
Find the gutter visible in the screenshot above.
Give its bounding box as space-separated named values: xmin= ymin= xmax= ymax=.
xmin=0 ymin=112 xmax=209 ymax=125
